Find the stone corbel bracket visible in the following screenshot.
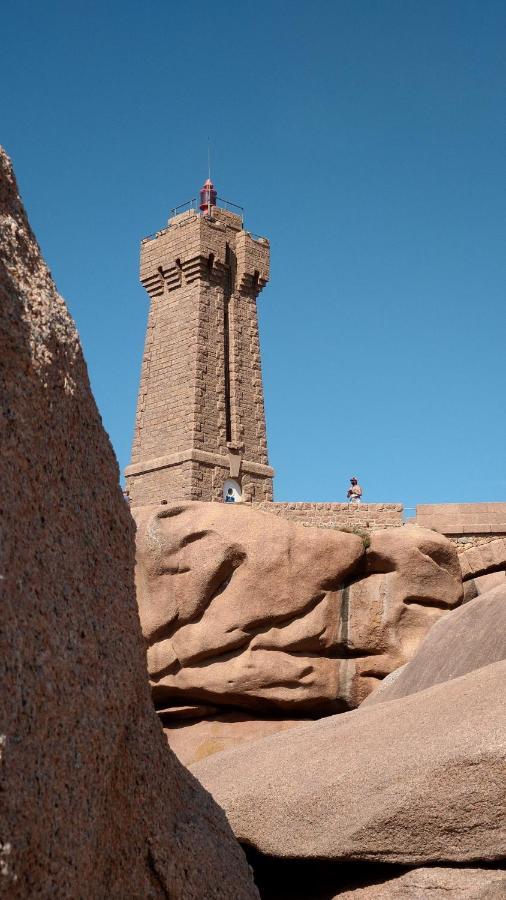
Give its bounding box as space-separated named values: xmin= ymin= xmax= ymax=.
xmin=226 ymin=441 xmax=244 ymax=478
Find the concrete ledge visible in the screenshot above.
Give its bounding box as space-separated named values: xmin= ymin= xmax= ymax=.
xmin=126 ymin=450 xmax=274 ymax=479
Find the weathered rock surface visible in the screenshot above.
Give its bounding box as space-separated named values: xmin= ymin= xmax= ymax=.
xmin=363 ymin=584 xmax=506 ymax=706
xmin=336 ymin=524 xmax=463 ymax=706
xmin=335 ymin=866 xmax=506 ymax=899
xmin=135 ymin=507 xmax=462 ymax=762
xmin=135 ymin=507 xmax=461 ymax=742
xmin=192 ymin=662 xmax=506 ymax=865
xmin=0 ymin=148 xmax=258 ymax=899
xmin=134 ymin=501 xmax=365 ymax=713
xmin=162 ymin=712 xmax=313 ymax=766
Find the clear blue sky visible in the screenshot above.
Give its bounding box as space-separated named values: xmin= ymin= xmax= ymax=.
xmin=2 ymin=0 xmax=505 ymax=509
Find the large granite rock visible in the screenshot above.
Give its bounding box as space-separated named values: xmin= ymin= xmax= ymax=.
xmin=337 ymin=524 xmax=463 ymax=706
xmin=160 ymin=710 xmax=314 ymax=766
xmin=0 ymin=148 xmax=258 ymax=899
xmin=134 ymin=506 xmax=462 ymax=762
xmin=134 ymin=501 xmax=365 ymax=713
xmin=363 ymin=583 xmax=506 ymax=707
xmin=192 ymin=661 xmax=506 ymax=864
xmin=336 ymin=867 xmax=506 ymax=899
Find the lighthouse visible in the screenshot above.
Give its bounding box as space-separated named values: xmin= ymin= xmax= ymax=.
xmin=125 ymin=179 xmax=273 ymax=506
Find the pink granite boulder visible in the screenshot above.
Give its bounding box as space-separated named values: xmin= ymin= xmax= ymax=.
xmin=134 ymin=506 xmax=463 ymax=762
xmin=192 ymin=661 xmax=506 ymax=865
xmin=134 ymin=508 xmax=462 ymax=715
xmin=363 ymin=583 xmax=506 ymax=706
xmin=134 ymin=501 xmax=365 ymax=714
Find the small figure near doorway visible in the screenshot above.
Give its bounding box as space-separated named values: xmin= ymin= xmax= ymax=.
xmin=347 ymin=476 xmax=362 ymax=504
xmin=223 ymin=478 xmax=242 ymax=503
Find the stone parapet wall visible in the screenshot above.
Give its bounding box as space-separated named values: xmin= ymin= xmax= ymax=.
xmin=254 ymin=502 xmax=403 ymax=530
xmin=416 ymin=503 xmax=506 ymax=534
xmin=414 ymin=503 xmax=506 ymax=554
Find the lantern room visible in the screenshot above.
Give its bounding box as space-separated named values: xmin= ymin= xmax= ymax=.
xmin=199 ymin=178 xmax=217 ymax=215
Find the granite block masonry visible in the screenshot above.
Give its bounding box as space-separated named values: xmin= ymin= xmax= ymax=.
xmin=126 ymin=199 xmax=274 ymax=506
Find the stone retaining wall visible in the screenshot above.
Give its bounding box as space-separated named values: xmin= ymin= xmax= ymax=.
xmin=254 ymin=502 xmax=403 ymax=530
xmin=458 ymin=537 xmax=506 ymax=579
xmin=450 ymin=534 xmax=506 ymax=554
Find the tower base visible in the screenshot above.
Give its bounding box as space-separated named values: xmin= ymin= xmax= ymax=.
xmin=125 ymin=449 xmax=274 ymax=506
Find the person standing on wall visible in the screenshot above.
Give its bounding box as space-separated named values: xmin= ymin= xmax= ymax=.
xmin=347 ymin=476 xmax=363 ymax=504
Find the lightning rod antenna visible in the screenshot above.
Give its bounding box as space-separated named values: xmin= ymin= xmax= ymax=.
xmin=207 ymin=137 xmax=211 ymax=182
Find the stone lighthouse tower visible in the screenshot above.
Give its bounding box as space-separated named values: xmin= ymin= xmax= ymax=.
xmin=125 ymin=179 xmax=274 ymax=506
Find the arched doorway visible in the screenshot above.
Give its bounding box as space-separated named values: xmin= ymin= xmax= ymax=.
xmin=223 ymin=479 xmax=242 ymax=503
